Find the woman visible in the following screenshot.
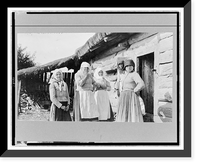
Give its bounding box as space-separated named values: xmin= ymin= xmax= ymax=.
xmin=49 ymin=69 xmax=71 ymax=121
xmin=94 ymin=67 xmax=112 ymax=121
xmin=114 ymin=58 xmax=125 ymax=97
xmin=74 ymin=62 xmax=99 ymax=121
xmin=116 ymin=59 xmax=145 ymax=122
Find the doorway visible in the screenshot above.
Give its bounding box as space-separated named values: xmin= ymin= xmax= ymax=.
xmin=137 ymin=52 xmax=154 ymax=115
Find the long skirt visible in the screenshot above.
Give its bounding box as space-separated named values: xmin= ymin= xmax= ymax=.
xmin=94 ymin=90 xmax=111 ymax=120
xmin=50 ymin=102 xmax=72 ymax=121
xmin=79 ymin=90 xmax=99 ymax=119
xmin=116 ymin=90 xmax=144 ymax=122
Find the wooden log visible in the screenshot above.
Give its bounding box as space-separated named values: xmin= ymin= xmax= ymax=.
xmin=159 ymin=32 xmax=173 ymax=40
xmin=93 ymin=43 xmax=127 ymax=62
xmin=123 ymin=48 xmax=135 ymax=58
xmin=158 ymin=36 xmax=173 ymax=53
xmin=129 ymin=35 xmax=158 ymax=57
xmin=92 ymin=33 xmax=158 ymax=70
xmin=158 ymin=75 xmax=173 ymax=89
xmin=159 ymin=62 xmax=173 ymax=76
xmin=128 ymin=33 xmax=157 ymax=46
xmin=102 ymin=63 xmax=116 ymax=72
xmin=93 ymin=53 xmax=115 ymax=64
xmin=159 ymin=50 xmax=173 ymax=64
xmin=92 ymin=53 xmax=116 ymax=69
xmin=157 ymin=88 xmax=173 ymax=102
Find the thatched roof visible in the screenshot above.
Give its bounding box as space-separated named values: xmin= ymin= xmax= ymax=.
xmin=17 ymin=32 xmax=136 ymax=79
xmin=17 ymin=55 xmax=75 ymax=79
xmin=75 ymin=33 xmax=111 ymax=57
xmin=75 ymin=33 xmax=135 ymax=60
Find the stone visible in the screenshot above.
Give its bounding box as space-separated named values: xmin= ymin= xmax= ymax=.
xmin=157 ymin=88 xmax=173 ymax=101
xmin=157 ymin=101 xmax=172 ymax=122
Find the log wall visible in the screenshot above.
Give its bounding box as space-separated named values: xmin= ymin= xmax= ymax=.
xmin=91 ymin=32 xmax=174 ymax=122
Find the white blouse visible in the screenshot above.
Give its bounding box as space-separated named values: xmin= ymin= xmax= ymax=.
xmin=121 ymin=72 xmax=145 ymax=92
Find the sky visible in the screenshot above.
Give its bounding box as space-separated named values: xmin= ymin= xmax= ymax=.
xmin=17 ymin=33 xmax=95 ymax=65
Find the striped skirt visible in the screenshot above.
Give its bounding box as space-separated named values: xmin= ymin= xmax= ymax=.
xmin=50 ymin=101 xmax=72 ymax=121
xmin=116 ymin=90 xmax=144 ymax=122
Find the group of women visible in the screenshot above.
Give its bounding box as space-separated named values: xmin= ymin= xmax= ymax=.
xmin=49 ymin=59 xmax=145 ymax=123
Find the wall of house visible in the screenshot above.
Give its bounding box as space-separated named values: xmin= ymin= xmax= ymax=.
xmin=156 ymin=32 xmax=173 ymax=122
xmin=91 ymin=32 xmax=174 ymax=122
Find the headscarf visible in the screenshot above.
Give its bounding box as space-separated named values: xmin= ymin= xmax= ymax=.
xmin=94 ymin=67 xmax=104 ymax=81
xmin=124 ymin=59 xmax=135 ymax=68
xmin=49 ymin=69 xmax=67 ymax=91
xmin=75 ymin=62 xmax=91 ymax=88
xmin=75 ymin=62 xmax=91 ymax=78
xmin=80 ymin=62 xmax=90 ymax=68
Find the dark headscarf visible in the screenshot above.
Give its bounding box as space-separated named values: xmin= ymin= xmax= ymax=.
xmin=124 ymin=59 xmax=135 ymax=68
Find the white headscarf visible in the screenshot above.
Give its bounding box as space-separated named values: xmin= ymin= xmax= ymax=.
xmin=80 ymin=62 xmax=90 ymax=68
xmin=76 ymin=62 xmax=92 ymax=77
xmin=49 ymin=69 xmax=67 ymax=91
xmin=94 ymin=67 xmax=104 ymax=81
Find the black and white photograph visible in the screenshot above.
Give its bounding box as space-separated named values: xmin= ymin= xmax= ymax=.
xmin=17 ymin=32 xmax=174 ymax=123
xmin=4 ymin=5 xmax=193 ymax=158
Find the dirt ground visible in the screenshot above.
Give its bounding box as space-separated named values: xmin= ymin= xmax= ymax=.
xmin=18 ymin=108 xmax=50 ymax=121
xmin=18 ymin=108 xmax=152 ymax=122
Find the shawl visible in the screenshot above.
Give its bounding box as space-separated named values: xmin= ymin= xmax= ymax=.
xmin=49 ymin=69 xmax=67 ymax=91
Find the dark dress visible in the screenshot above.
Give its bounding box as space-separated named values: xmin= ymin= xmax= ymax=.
xmin=55 ymin=102 xmax=71 ymax=121
xmin=49 ymin=81 xmax=72 ymax=121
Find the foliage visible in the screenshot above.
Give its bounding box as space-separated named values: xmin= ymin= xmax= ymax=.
xmin=17 ymin=46 xmax=36 ymax=70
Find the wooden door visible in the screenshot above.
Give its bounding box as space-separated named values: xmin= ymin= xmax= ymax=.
xmin=137 ymin=53 xmax=154 ymax=115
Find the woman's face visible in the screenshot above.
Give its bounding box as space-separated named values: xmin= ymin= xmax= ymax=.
xmin=125 ymin=65 xmax=134 ymax=73
xmin=98 ymin=70 xmax=103 ymax=77
xmin=82 ymin=67 xmax=89 ymax=74
xmin=56 ymin=72 xmax=62 ymax=81
xmin=118 ymin=63 xmax=123 ymax=70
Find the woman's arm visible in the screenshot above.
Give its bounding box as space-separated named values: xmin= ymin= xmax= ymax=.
xmin=75 ymin=73 xmax=88 ymax=87
xmin=114 ymin=70 xmax=121 ymax=90
xmin=49 ymin=83 xmax=62 ymax=108
xmin=133 ymin=73 xmax=145 ymax=93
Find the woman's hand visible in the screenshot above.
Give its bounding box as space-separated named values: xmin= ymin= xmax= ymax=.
xmin=66 ymin=105 xmax=69 ymax=111
xmin=61 ymin=105 xmax=69 ymax=111
xmin=60 ymin=106 xmax=66 ymax=110
xmin=134 ymin=89 xmax=140 ymax=96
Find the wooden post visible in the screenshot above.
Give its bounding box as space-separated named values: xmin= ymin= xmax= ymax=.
xmin=69 ymin=73 xmax=73 ymax=96
xmin=17 ymin=80 xmax=22 ymax=116
xmin=44 ymin=72 xmax=47 ymax=91
xmin=64 ymin=73 xmax=67 ymax=82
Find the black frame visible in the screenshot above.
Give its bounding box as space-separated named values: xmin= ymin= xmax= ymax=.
xmin=1 ymin=1 xmax=194 ymax=159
